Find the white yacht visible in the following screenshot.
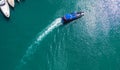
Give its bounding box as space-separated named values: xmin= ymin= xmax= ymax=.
xmin=7 ymin=0 xmax=15 ymax=7
xmin=0 ymin=0 xmax=10 ymax=18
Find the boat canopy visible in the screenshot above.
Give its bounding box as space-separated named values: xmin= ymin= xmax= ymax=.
xmin=64 ymin=12 xmax=78 ymax=20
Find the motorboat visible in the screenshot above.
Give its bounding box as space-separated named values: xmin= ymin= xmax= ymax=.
xmin=62 ymin=11 xmax=84 ymax=24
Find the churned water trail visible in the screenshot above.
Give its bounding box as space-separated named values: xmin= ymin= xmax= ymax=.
xmin=15 ymin=18 xmax=62 ymax=70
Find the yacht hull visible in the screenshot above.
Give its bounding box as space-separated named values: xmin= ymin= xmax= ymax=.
xmin=0 ymin=0 xmax=10 ymax=18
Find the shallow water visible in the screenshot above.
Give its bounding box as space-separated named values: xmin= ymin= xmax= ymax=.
xmin=0 ymin=0 xmax=120 ymax=70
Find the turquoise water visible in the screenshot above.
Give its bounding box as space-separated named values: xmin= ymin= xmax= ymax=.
xmin=0 ymin=0 xmax=120 ymax=70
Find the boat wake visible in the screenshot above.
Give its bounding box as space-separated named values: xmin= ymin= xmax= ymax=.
xmin=15 ymin=18 xmax=62 ymax=70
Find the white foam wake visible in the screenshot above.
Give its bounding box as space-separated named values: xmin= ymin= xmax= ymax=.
xmin=15 ymin=18 xmax=62 ymax=70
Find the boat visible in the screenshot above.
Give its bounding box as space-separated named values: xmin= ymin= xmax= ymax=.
xmin=62 ymin=11 xmax=84 ymax=24
xmin=0 ymin=0 xmax=10 ymax=18
xmin=7 ymin=0 xmax=15 ymax=7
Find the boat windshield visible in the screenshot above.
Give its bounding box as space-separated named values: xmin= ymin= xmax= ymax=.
xmin=0 ymin=0 xmax=5 ymax=6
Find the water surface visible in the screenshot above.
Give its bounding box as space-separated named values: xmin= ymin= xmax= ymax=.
xmin=0 ymin=0 xmax=120 ymax=70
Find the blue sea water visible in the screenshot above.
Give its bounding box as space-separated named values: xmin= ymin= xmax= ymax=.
xmin=0 ymin=0 xmax=120 ymax=70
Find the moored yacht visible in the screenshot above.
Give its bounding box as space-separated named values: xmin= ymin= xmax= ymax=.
xmin=0 ymin=0 xmax=10 ymax=18
xmin=7 ymin=0 xmax=15 ymax=7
